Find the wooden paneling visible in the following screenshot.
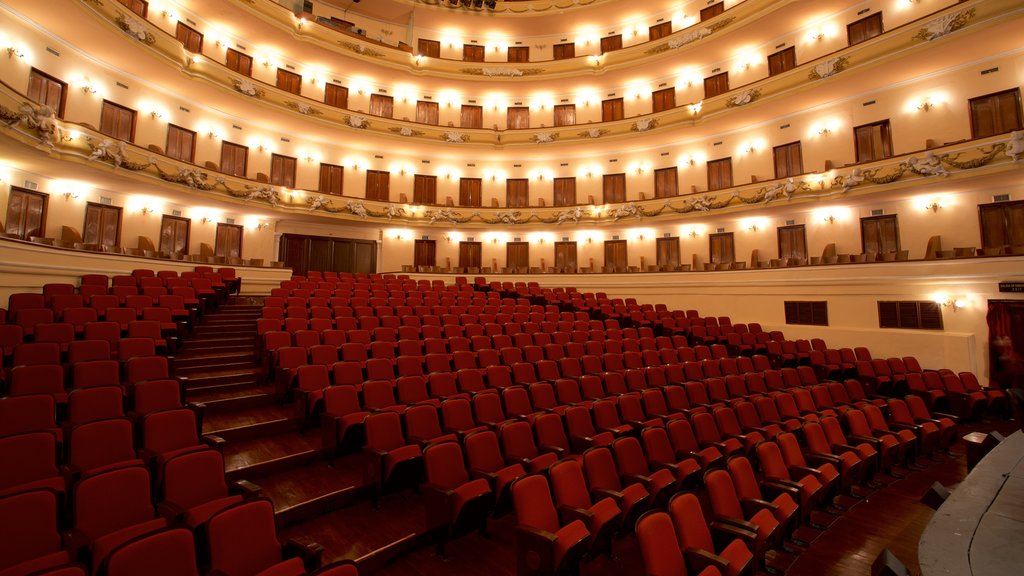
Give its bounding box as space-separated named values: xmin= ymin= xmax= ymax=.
xmin=460 ymin=105 xmax=483 ymax=129
xmin=458 ymin=241 xmax=482 ymax=269
xmin=324 ymin=83 xmax=349 ymax=109
xmin=220 ymin=141 xmax=248 ymax=177
xmin=978 ymin=200 xmax=1024 ymax=249
xmin=99 ymin=100 xmax=136 ymax=142
xmin=459 ymin=178 xmax=482 ymax=207
xmin=417 ymin=39 xmax=440 ymax=58
xmin=553 ymin=105 xmax=576 ymax=127
xmin=602 ymin=98 xmax=624 ymax=122
xmin=603 ymin=173 xmax=626 ymax=203
xmin=507 ymin=107 xmax=529 ymax=129
xmin=319 ymin=163 xmax=344 ymax=195
xmin=276 ymin=69 xmax=302 ymax=95
xmin=365 ymin=170 xmax=390 ymax=201
xmin=215 ymin=223 xmax=243 ymax=258
xmin=369 ymin=94 xmax=394 ymax=118
xmin=27 ymin=68 xmax=66 ymax=118
xmin=553 ymin=43 xmax=575 ymax=60
xmin=704 ymin=72 xmax=729 ymax=99
xmin=280 ymin=233 xmax=376 ymax=276
xmin=778 ymin=224 xmax=807 ymax=260
xmin=654 ymin=167 xmax=678 ymax=198
xmin=848 ymin=12 xmax=883 ymax=46
xmin=652 ymin=88 xmax=675 ymax=113
xmin=773 ymin=141 xmax=803 ymax=178
xmin=854 ymin=120 xmax=893 ymax=162
xmin=416 ymin=101 xmax=439 ymax=125
xmin=413 ymin=175 xmax=437 ymax=205
xmin=175 ymin=22 xmax=203 ymax=53
xmin=117 ymin=0 xmax=147 ymax=17
xmin=861 ymin=214 xmax=900 ymax=255
xmin=709 ymin=232 xmax=735 ymax=264
xmin=506 ymin=179 xmax=529 ymax=207
xmin=5 ymin=186 xmax=47 ymax=240
xmin=969 ymin=89 xmax=1023 ymax=138
xmin=166 ymin=124 xmax=196 ymax=163
xmin=270 ymin=154 xmax=297 ymax=188
xmin=83 ymin=202 xmax=122 ymax=247
xmin=553 ymin=178 xmax=576 ymax=206
xmin=768 ymin=46 xmax=797 ymax=76
xmin=159 ymin=214 xmax=189 ymax=255
xmin=707 ymin=158 xmax=733 ymax=191
xmin=225 ymin=49 xmax=252 ymax=76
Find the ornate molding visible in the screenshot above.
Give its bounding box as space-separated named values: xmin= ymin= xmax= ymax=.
xmin=914 ymin=8 xmax=976 ymax=41
xmin=443 ymin=131 xmax=468 ymax=143
xmin=232 ymin=80 xmax=265 ymax=99
xmin=533 ymin=132 xmax=558 ymax=144
xmin=344 ymin=115 xmax=369 ymax=129
xmin=285 ymin=101 xmax=322 ymax=116
xmin=645 ymin=18 xmax=734 ymax=55
xmin=337 ymin=41 xmax=384 ymax=58
xmin=579 ymin=128 xmax=610 ymax=139
xmin=726 ymin=90 xmax=760 ymax=108
xmin=114 ymin=13 xmax=155 ymax=44
xmin=390 ymin=126 xmax=426 ymax=137
xmin=808 ymin=56 xmax=849 ymax=80
xmin=459 ymin=67 xmax=545 ymax=77
xmin=631 ymin=118 xmax=658 ymax=132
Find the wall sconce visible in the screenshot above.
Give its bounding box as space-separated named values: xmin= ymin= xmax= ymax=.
xmin=537 ymin=237 xmax=546 ymax=245
xmin=924 ymin=201 xmax=942 ymax=212
xmin=813 ymin=32 xmax=825 ymax=41
xmin=255 ymin=222 xmax=269 ymax=231
xmin=443 ymin=234 xmax=452 ymax=243
xmin=747 ymin=224 xmax=758 ymax=232
xmin=62 ymin=192 xmax=79 ymax=201
xmin=149 ymin=111 xmax=163 ymax=120
xmin=491 ymin=237 xmax=498 ymax=244
xmin=414 ymin=54 xmax=424 ymax=65
xmin=688 ymin=229 xmax=699 ymax=238
xmin=6 ymin=46 xmax=24 ymax=59
xmin=81 ymin=83 xmax=97 ymax=95
xmin=745 ymin=145 xmax=757 ymax=154
xmin=637 ymin=234 xmax=645 ymax=241
xmin=939 ymin=298 xmax=965 ymax=312
xmin=200 ymin=217 xmax=212 ymax=224
xmin=823 ymin=214 xmax=836 ymax=224
xmin=917 ymin=98 xmax=934 ymax=112
xmin=586 ymin=237 xmax=593 ymax=244
xmin=818 ymin=127 xmax=831 ymax=136
xmin=297 ymin=17 xmax=307 ymax=29
xmin=256 ymin=144 xmax=267 ymax=153
xmin=688 ymin=101 xmax=702 ymax=116
xmin=140 ymin=207 xmax=153 ymax=216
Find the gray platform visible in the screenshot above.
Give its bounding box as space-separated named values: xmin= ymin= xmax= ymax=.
xmin=920 ymin=430 xmax=1024 ymax=576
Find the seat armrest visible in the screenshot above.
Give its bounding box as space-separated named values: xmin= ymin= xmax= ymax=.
xmin=156 ymin=500 xmax=186 ymax=522
xmin=807 ymin=452 xmax=841 ymax=467
xmin=761 ymin=479 xmax=800 ymax=500
xmin=713 ymin=515 xmax=761 ymax=535
xmin=516 ymin=523 xmax=558 ymax=545
xmin=788 ymin=464 xmax=823 ymax=479
xmin=230 ymin=479 xmax=263 ymax=499
xmin=683 ymin=548 xmax=731 ymax=574
xmin=709 ymin=520 xmax=758 ymax=546
xmin=889 ymin=422 xmax=921 ymax=432
xmin=557 ymin=504 xmax=594 ymax=526
xmin=622 ymin=472 xmax=653 ymax=488
xmin=422 ymin=482 xmax=456 ymax=529
xmin=700 ymin=440 xmax=729 ymax=452
xmin=740 ymin=497 xmax=779 ymax=517
xmin=848 ymin=433 xmax=881 ymax=447
xmin=539 ymin=444 xmax=566 ymax=457
xmin=830 ymin=442 xmax=860 ymax=455
xmin=931 ymin=411 xmax=958 ymax=422
xmin=202 ymin=434 xmax=226 ymax=451
xmin=591 ymin=487 xmax=626 ymax=502
xmin=282 ymin=537 xmax=324 ymax=572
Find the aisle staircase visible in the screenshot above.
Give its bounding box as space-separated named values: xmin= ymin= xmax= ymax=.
xmin=172 ymin=298 xmax=435 ymax=573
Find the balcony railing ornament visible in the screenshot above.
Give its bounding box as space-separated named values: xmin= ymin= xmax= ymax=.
xmin=914 ymin=8 xmax=976 ymax=41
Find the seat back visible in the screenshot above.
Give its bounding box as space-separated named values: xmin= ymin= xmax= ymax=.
xmin=424 ymin=441 xmax=469 ymax=490
xmin=142 ymin=409 xmax=198 ymax=455
xmin=0 ymin=432 xmax=59 ymax=492
xmin=206 ymin=499 xmax=283 ymax=576
xmin=104 ymin=527 xmax=199 ymax=576
xmin=73 ymin=465 xmax=154 ymax=541
xmin=0 ymin=489 xmax=62 ymax=570
xmin=511 ymin=474 xmax=559 ymax=534
xmin=161 ymin=449 xmax=229 ymax=509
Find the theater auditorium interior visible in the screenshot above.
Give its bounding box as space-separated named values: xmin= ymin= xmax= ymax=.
xmin=1 ymin=0 xmax=1023 ymax=575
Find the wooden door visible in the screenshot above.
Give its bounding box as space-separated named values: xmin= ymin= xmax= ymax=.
xmin=603 ymin=173 xmax=626 ymax=203
xmin=700 ymin=2 xmax=724 ymax=21
xmin=159 ymin=215 xmax=190 ymax=255
xmin=507 ymin=47 xmax=529 ymax=63
xmin=4 ymin=186 xmax=47 ymax=239
xmin=319 ymin=163 xmax=344 ymax=195
xmin=649 ymin=22 xmax=672 ymax=41
xmin=656 ymin=237 xmax=680 ymax=268
xmin=460 ymin=105 xmax=483 ymax=128
xmin=416 ymin=101 xmax=439 ymax=125
xmin=978 ymin=201 xmax=1024 ymax=249
xmin=414 ymin=240 xmax=437 ymax=268
xmin=860 ymin=215 xmax=900 ymax=255
xmin=507 ymin=242 xmax=529 ymax=270
xmin=175 ymin=22 xmax=203 ymax=53
xmin=369 ymin=94 xmax=394 ymax=118
xmin=600 ymin=35 xmax=622 ymax=53
xmin=324 ymin=83 xmax=349 ymax=108
xmin=220 ymin=141 xmax=248 ymax=177
xmin=604 ymin=240 xmax=628 ymax=271
xmin=507 ymin=107 xmax=530 ymax=129
xmin=413 ymin=175 xmax=437 ymax=204
xmin=704 ymin=73 xmax=729 ymax=99
xmin=459 ymin=242 xmax=482 ymax=268
xmin=225 ymin=49 xmax=252 ymax=76
xmin=652 ymin=88 xmax=675 ymax=113
xmin=778 ymin=225 xmax=807 ymax=260
xmin=506 ymin=179 xmax=529 ymax=207
xmin=166 ymin=124 xmax=196 ymax=163
xmin=969 ymin=89 xmax=1023 ymax=138
xmin=709 ymin=232 xmax=735 ymax=264
xmin=100 ymin=100 xmax=136 ymax=141
xmin=553 ymin=43 xmax=575 ymax=60
xmin=365 ymin=170 xmax=390 ymax=201
xmin=463 ymin=45 xmax=485 ymax=62
xmin=553 ymin=178 xmax=576 ymax=206
xmin=554 ymin=242 xmax=577 ymax=272
xmin=459 ymin=178 xmax=482 ymax=207
xmin=854 ymin=121 xmax=892 ymax=162
xmin=773 ymin=141 xmax=803 ymax=178
xmin=27 ymin=68 xmax=66 ymax=118
xmin=417 ymin=39 xmax=440 ymax=58
xmin=848 ymin=13 xmax=883 ymax=46
xmin=707 ymin=158 xmax=733 ymax=190
xmin=270 ymin=154 xmax=297 ymax=188
xmin=768 ymin=47 xmax=796 ymax=76
xmin=276 ymin=69 xmax=302 ymax=95
xmin=553 ymin=105 xmax=576 ymax=127
xmin=654 ymin=167 xmax=678 ymax=198
xmin=83 ymin=203 xmax=122 ymax=247
xmin=602 ymin=98 xmax=624 ymax=122
xmin=215 ymin=223 xmax=243 ymax=258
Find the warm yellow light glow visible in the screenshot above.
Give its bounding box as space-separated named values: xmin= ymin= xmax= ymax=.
xmin=348 ymin=77 xmax=374 ymax=96
xmin=440 ymin=29 xmax=463 ymax=49
xmin=808 ymin=118 xmax=841 ymax=138
xmin=737 ymin=138 xmax=766 ymax=156
xmin=126 ymin=195 xmax=164 ymax=215
xmin=681 ymin=225 xmax=705 ymax=238
xmin=189 ymin=207 xmax=222 ymax=224
xmin=916 ymin=195 xmax=953 ymax=212
xmin=577 ymin=230 xmax=604 ymax=244
xmin=50 ymin=179 xmax=90 ymax=200
xmin=387 ymin=228 xmax=413 ymax=241
xmin=576 ymin=163 xmax=603 ymax=179
xmin=740 ymin=217 xmax=769 ymax=232
xmin=813 ymin=206 xmax=850 ymax=224
xmin=437 ymin=90 xmax=461 ymax=108
xmin=625 ymin=228 xmax=655 ymax=241
xmin=803 ymin=21 xmax=839 ymax=43
xmin=904 ymin=92 xmax=949 ymax=114
xmin=445 ymin=231 xmax=463 ymax=243
xmin=483 ymin=231 xmax=510 ymax=245
xmin=625 ymin=81 xmax=650 ymax=100
xmin=530 ymin=93 xmax=555 ymax=110
xmin=528 ymin=232 xmax=555 ymax=245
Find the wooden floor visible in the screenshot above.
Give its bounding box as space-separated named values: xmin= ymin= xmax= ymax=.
xmin=186 ymin=299 xmax=1018 ymax=576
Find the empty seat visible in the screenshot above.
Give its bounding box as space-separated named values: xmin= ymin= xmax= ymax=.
xmin=549 ymin=459 xmax=621 ymax=558
xmin=101 ymin=527 xmax=199 ymax=576
xmin=64 ymin=418 xmax=143 ymax=480
xmin=364 ymin=411 xmax=423 ymax=505
xmin=669 ymin=492 xmax=754 ymax=576
xmin=511 ymin=474 xmax=590 ymax=576
xmin=206 ymin=499 xmax=316 ymax=576
xmin=422 ymin=441 xmax=493 ymax=557
xmin=637 ymin=509 xmax=724 ymax=576
xmin=0 ymin=432 xmax=64 ymax=498
xmin=0 ymin=489 xmax=68 ymax=575
xmin=158 ymin=449 xmax=246 ymax=529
